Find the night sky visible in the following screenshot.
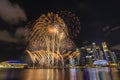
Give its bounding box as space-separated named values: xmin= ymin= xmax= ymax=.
xmin=0 ymin=0 xmax=120 ymax=61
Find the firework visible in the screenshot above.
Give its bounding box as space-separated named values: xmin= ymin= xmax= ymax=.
xmin=25 ymin=11 xmax=80 ymax=68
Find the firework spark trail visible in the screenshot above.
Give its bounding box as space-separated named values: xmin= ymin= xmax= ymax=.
xmin=57 ymin=11 xmax=80 ymax=39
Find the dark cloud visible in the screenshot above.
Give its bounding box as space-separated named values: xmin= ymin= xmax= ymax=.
xmin=0 ymin=27 xmax=26 ymax=43
xmin=0 ymin=0 xmax=27 ymax=24
xmin=15 ymin=27 xmax=26 ymax=38
xmin=0 ymin=30 xmax=17 ymax=43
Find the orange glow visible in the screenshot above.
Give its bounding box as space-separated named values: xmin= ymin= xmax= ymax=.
xmin=47 ymin=26 xmax=58 ymax=34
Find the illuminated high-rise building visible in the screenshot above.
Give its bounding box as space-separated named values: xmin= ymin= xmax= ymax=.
xmin=102 ymin=42 xmax=117 ymax=64
xmin=102 ymin=25 xmax=120 ymax=62
xmin=102 ymin=42 xmax=109 ymax=61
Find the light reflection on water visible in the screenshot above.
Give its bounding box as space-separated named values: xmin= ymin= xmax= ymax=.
xmin=0 ymin=67 xmax=119 ymax=80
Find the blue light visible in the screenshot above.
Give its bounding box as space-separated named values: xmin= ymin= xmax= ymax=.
xmin=93 ymin=60 xmax=108 ymax=65
xmin=6 ymin=60 xmax=26 ymax=64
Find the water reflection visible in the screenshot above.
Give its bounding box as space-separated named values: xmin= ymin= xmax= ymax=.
xmin=0 ymin=67 xmax=119 ymax=80
xmin=69 ymin=68 xmax=83 ymax=80
xmin=21 ymin=69 xmax=65 ymax=80
xmin=70 ymin=69 xmax=76 ymax=80
xmin=0 ymin=69 xmax=21 ymax=80
xmin=84 ymin=67 xmax=120 ymax=80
